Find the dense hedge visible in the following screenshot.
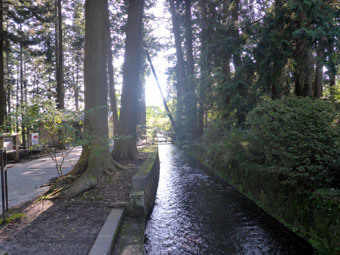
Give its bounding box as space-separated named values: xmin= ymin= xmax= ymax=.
xmin=247 ymin=97 xmax=340 ymax=191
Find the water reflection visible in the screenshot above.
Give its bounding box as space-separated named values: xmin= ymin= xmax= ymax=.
xmin=144 ymin=144 xmax=313 ymax=255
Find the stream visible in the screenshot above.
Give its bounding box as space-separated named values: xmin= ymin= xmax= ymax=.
xmin=144 ymin=144 xmax=313 ymax=255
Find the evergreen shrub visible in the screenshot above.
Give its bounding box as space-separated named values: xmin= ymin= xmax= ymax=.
xmin=246 ymin=97 xmax=340 ymax=191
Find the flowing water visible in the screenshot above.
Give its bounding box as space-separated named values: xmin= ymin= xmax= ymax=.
xmin=144 ymin=144 xmax=313 ymax=255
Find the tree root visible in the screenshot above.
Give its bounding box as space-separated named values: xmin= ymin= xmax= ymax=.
xmin=112 ymin=158 xmax=128 ymax=170
xmin=61 ymin=171 xmax=99 ymax=198
xmin=59 ymin=149 xmax=115 ymax=198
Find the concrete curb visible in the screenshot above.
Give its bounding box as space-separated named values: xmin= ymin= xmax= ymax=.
xmin=129 ymin=147 xmax=159 ymax=218
xmin=88 ymin=208 xmax=124 ymax=255
xmin=112 ymin=147 xmax=160 ymax=254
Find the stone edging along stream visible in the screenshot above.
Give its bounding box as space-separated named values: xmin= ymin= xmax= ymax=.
xmin=129 ymin=146 xmax=160 ymax=218
xmin=89 ymin=146 xmax=160 ymax=255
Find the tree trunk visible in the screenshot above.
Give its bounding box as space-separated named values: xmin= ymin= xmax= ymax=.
xmin=20 ymin=43 xmax=26 ymax=148
xmin=303 ymin=49 xmax=314 ymax=97
xmin=146 ymin=50 xmax=178 ymax=136
xmin=74 ymin=52 xmax=80 ymax=111
xmin=314 ymin=41 xmax=324 ymax=98
xmin=137 ymin=81 xmax=146 ymax=126
xmin=271 ymin=0 xmax=284 ymax=100
xmin=16 ymin=71 xmax=19 ymax=132
xmin=55 ymin=0 xmax=64 ymax=109
xmin=231 ymin=0 xmax=241 ymax=70
xmin=294 ymin=9 xmax=314 ymax=97
xmin=107 ymin=21 xmax=119 ymax=136
xmin=112 ymin=0 xmax=144 ymax=160
xmin=0 ymin=0 xmax=5 ymax=129
xmin=328 ymin=42 xmax=336 ymax=100
xmin=184 ymin=0 xmax=198 ymax=138
xmin=198 ymin=0 xmax=209 ymax=136
xmin=5 ymin=37 xmax=10 ymax=119
xmin=168 ymin=0 xmax=185 ymax=131
xmin=62 ymin=0 xmax=114 ymax=198
xmin=222 ymin=0 xmax=232 ymax=81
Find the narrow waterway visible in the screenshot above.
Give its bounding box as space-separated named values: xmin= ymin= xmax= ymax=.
xmin=144 ymin=144 xmax=313 ymax=255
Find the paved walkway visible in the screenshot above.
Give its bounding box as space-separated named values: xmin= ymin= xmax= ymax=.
xmin=0 ymin=147 xmax=82 ymax=209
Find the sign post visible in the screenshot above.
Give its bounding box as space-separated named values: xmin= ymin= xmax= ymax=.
xmin=0 ymin=149 xmax=8 ymax=223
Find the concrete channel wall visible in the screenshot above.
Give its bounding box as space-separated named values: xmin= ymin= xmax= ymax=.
xmin=129 ymin=147 xmax=160 ymax=218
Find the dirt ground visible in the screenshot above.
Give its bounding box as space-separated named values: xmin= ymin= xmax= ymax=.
xmin=0 ymin=152 xmax=147 ymax=255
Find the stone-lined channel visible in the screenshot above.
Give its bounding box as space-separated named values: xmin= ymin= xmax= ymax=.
xmin=144 ymin=144 xmax=313 ymax=255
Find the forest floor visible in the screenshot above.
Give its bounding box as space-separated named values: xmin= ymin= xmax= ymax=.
xmin=0 ymin=151 xmax=148 ymax=255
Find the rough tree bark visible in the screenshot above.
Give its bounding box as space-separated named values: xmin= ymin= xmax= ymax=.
xmin=231 ymin=0 xmax=241 ymax=70
xmin=20 ymin=42 xmax=26 ymax=148
xmin=55 ymin=0 xmax=64 ymax=109
xmin=314 ymin=40 xmax=324 ymax=98
xmin=74 ymin=52 xmax=80 ymax=111
xmin=0 ymin=0 xmax=5 ymax=129
xmin=271 ymin=0 xmax=284 ymax=100
xmin=112 ymin=0 xmax=144 ymax=160
xmin=107 ymin=19 xmax=119 ymax=136
xmin=222 ymin=0 xmax=232 ymax=81
xmin=184 ymin=0 xmax=198 ymax=138
xmin=198 ymin=0 xmax=209 ymax=136
xmin=328 ymin=42 xmax=336 ymax=100
xmin=169 ymin=0 xmax=185 ymax=131
xmin=62 ymin=0 xmax=115 ymax=198
xmin=294 ymin=10 xmax=313 ymax=97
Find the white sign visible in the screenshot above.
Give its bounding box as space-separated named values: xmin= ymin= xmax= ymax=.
xmin=32 ymin=133 xmax=39 ymax=145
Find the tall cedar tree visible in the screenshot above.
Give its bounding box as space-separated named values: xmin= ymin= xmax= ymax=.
xmin=0 ymin=0 xmax=5 ymax=129
xmin=112 ymin=0 xmax=144 ymax=160
xmin=62 ymin=0 xmax=115 ymax=198
xmin=55 ymin=0 xmax=64 ymax=109
xmin=183 ymin=0 xmax=198 ymax=138
xmin=168 ymin=0 xmax=185 ymax=130
xmin=107 ymin=14 xmax=119 ymax=136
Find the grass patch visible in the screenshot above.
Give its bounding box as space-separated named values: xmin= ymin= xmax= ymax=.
xmin=0 ymin=211 xmax=25 ymax=224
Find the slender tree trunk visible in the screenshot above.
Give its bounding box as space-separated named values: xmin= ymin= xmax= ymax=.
xmin=198 ymin=0 xmax=209 ymax=136
xmin=294 ymin=9 xmax=314 ymax=97
xmin=169 ymin=0 xmax=185 ymax=130
xmin=0 ymin=0 xmax=5 ymax=129
xmin=184 ymin=0 xmax=198 ymax=138
xmin=55 ymin=0 xmax=64 ymax=109
xmin=271 ymin=0 xmax=284 ymax=100
xmin=20 ymin=43 xmax=26 ymax=148
xmin=303 ymin=49 xmax=314 ymax=97
xmin=222 ymin=0 xmax=232 ymax=81
xmin=16 ymin=70 xmax=18 ymax=132
xmin=185 ymin=0 xmax=194 ymax=93
xmin=231 ymin=0 xmax=241 ymax=70
xmin=5 ymin=37 xmax=10 ymax=118
xmin=107 ymin=20 xmax=119 ymax=136
xmin=328 ymin=42 xmax=336 ymax=100
xmin=146 ymin=50 xmax=178 ymax=136
xmin=314 ymin=41 xmax=324 ymax=98
xmin=112 ymin=0 xmax=144 ymax=160
xmin=74 ymin=52 xmax=80 ymax=111
xmin=63 ymin=0 xmax=114 ymax=198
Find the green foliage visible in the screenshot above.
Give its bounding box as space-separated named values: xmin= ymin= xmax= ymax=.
xmin=0 ymin=211 xmax=25 ymax=224
xmin=145 ymin=106 xmax=171 ymax=143
xmin=246 ymin=97 xmax=340 ymax=191
xmin=21 ymin=97 xmax=83 ymax=176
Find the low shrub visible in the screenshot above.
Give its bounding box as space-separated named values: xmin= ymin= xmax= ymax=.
xmin=246 ymin=97 xmax=340 ymax=191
